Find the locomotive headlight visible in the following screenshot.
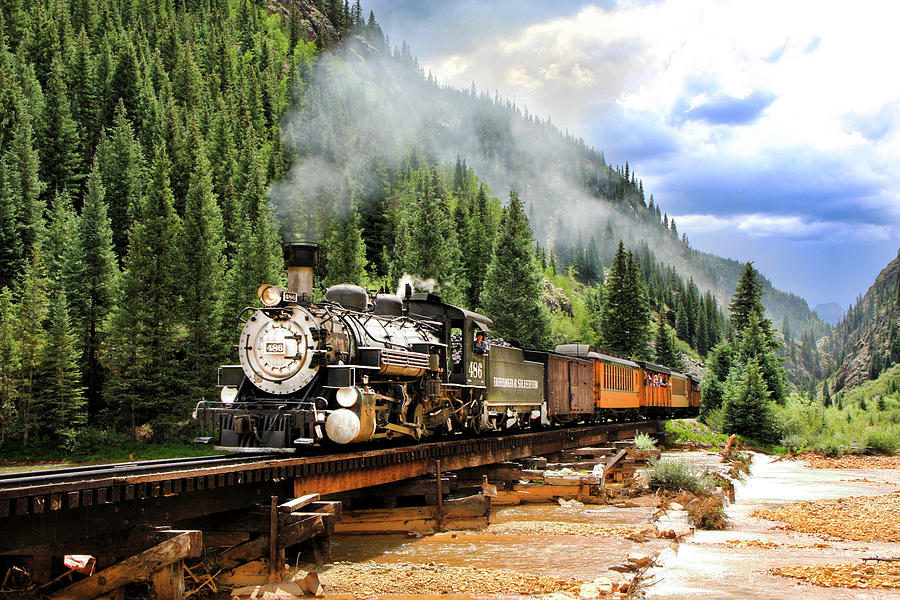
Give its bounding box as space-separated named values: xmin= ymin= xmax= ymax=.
xmin=335 ymin=386 xmax=360 ymax=408
xmin=258 ymin=284 xmax=283 ymax=307
xmin=220 ymin=386 xmax=239 ymax=404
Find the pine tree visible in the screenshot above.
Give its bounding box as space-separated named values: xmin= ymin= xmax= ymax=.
xmin=0 ymin=287 xmax=19 ymax=444
xmin=42 ymin=189 xmax=77 ymax=296
xmin=480 ymin=191 xmax=550 ymax=347
xmin=106 ymin=36 xmax=142 ymax=128
xmin=675 ymin=298 xmax=689 ymax=341
xmin=696 ymin=308 xmax=709 ymax=355
xmin=700 ymin=341 xmax=735 ymax=419
xmin=600 ymin=241 xmax=649 ymax=357
xmin=179 ymin=146 xmax=227 ymax=396
xmin=624 ymin=251 xmax=651 ymax=357
xmin=35 ymin=289 xmax=87 ymax=443
xmin=737 ymin=314 xmax=787 ymax=405
xmin=223 ymin=153 xmax=283 ymax=331
xmin=403 ymin=168 xmax=463 ymax=303
xmin=106 ymin=146 xmax=183 ymax=435
xmin=38 ymin=59 xmax=83 ymax=202
xmin=821 ymin=381 xmax=832 ymax=407
xmin=469 ymin=183 xmax=496 ymax=306
xmin=729 ymin=262 xmax=771 ymax=336
xmin=96 ymin=101 xmax=147 ymax=261
xmin=8 ymin=112 xmax=45 ymax=269
xmin=16 ymin=248 xmax=49 ymax=446
xmin=67 ymin=27 xmax=101 ymax=174
xmin=721 ymin=358 xmax=777 ymax=442
xmin=654 ymin=318 xmax=682 ymax=370
xmin=453 ymin=189 xmax=476 ymax=304
xmin=68 ymin=164 xmax=118 ymax=417
xmin=0 ymin=157 xmax=21 ymax=287
xmin=323 ymin=210 xmax=368 ymax=288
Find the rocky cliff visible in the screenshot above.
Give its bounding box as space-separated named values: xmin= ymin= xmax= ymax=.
xmin=826 ymin=250 xmax=900 ymax=391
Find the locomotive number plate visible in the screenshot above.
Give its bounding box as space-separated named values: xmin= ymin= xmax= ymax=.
xmin=265 ymin=342 xmax=285 ymax=354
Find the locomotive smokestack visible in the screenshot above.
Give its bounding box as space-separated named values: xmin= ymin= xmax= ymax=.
xmin=283 ymin=242 xmax=318 ymax=303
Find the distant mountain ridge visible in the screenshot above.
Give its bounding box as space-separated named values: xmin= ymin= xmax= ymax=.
xmin=815 ymin=302 xmax=844 ymax=326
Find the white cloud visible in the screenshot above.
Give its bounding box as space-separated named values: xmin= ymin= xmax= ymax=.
xmin=675 ymin=213 xmax=893 ymax=242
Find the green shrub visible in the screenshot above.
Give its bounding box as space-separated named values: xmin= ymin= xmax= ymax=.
xmin=664 ymin=418 xmax=731 ymax=447
xmin=865 ymin=427 xmax=899 ymax=454
xmin=647 ymin=458 xmax=714 ymax=495
xmin=811 ymin=433 xmax=853 ymax=457
xmin=634 ymin=432 xmax=657 ymax=450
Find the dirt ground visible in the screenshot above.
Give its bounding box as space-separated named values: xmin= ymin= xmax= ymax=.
xmin=751 ymin=492 xmax=900 ymax=542
xmin=798 ymin=453 xmax=900 ymax=470
xmin=772 ymin=562 xmax=900 ymax=590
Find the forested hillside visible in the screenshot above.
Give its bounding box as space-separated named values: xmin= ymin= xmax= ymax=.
xmin=0 ymin=0 xmax=818 ymax=450
xmin=0 ymin=0 xmax=341 ymax=446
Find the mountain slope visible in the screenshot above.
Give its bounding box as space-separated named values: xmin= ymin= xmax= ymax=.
xmin=825 ymin=250 xmax=900 ymax=391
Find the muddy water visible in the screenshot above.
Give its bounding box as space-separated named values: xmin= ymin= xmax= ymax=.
xmin=646 ymin=452 xmax=900 ymax=600
xmin=331 ymin=502 xmax=670 ymax=581
xmin=327 ymin=452 xmax=900 ymax=599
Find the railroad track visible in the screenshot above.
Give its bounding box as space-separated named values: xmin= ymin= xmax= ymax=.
xmin=0 ymin=454 xmax=268 ymax=490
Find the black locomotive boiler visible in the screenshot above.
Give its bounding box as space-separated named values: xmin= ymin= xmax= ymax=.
xmin=193 ymin=243 xmax=549 ymax=452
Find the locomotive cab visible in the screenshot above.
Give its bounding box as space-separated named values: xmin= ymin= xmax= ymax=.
xmin=406 ymin=294 xmax=492 ymax=388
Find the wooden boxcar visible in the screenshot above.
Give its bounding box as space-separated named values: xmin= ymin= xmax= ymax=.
xmin=670 ymin=372 xmax=689 ymax=411
xmin=687 ymin=374 xmax=702 ymax=409
xmin=524 ymin=349 xmax=593 ymax=421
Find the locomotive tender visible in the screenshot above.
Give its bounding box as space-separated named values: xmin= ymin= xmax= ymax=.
xmin=193 ymin=243 xmax=700 ymax=452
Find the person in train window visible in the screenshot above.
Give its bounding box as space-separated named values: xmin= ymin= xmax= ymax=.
xmin=474 ymin=330 xmax=489 ymax=355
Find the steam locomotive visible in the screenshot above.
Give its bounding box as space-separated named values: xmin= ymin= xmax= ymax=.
xmin=193 ymin=243 xmax=700 ymax=452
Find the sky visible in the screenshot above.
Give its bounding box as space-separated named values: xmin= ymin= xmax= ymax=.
xmin=362 ymin=0 xmax=900 ymax=311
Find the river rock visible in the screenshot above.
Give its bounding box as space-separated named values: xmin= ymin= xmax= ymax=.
xmin=626 ymin=552 xmax=652 ymax=569
xmin=590 ymin=577 xmax=614 ymax=594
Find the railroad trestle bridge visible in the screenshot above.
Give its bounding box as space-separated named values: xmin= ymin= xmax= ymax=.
xmin=0 ymin=420 xmax=663 ymax=598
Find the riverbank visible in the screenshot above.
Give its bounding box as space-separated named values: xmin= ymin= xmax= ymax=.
xmin=285 ymin=450 xmax=900 ymax=600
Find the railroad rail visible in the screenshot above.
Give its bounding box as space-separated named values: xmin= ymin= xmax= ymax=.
xmin=1 ymin=420 xmax=662 ymax=554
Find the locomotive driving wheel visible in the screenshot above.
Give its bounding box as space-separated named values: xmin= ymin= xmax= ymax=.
xmin=408 ymin=403 xmax=425 ymax=440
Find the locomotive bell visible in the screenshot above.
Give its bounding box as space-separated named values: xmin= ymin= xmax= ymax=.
xmin=283 ymin=242 xmax=319 ymax=302
xmin=373 ymin=293 xmax=403 ymax=316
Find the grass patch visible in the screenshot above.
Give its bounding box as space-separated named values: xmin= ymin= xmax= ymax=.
xmin=664 ymin=419 xmax=732 ymax=448
xmin=773 ymin=374 xmax=900 ymax=456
